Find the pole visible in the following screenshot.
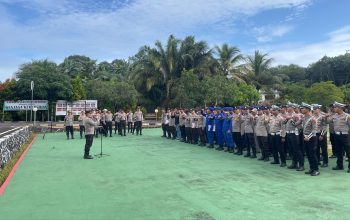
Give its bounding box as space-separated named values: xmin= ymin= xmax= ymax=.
xmin=30 ymin=81 xmax=34 ymax=123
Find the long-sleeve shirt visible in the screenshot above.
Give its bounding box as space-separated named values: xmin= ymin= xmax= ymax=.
xmin=127 ymin=113 xmax=134 ymax=123
xmin=243 ymin=113 xmax=254 ymax=134
xmin=313 ymin=113 xmax=327 ymax=133
xmin=333 ymin=112 xmax=350 ymax=134
xmin=64 ymin=115 xmax=74 ymax=126
xmin=269 ymin=115 xmax=283 ymax=134
xmin=134 ymin=111 xmax=143 ymax=122
xmin=301 ymin=115 xmax=317 ymax=136
xmin=83 ymin=117 xmax=98 ymax=135
xmin=255 ymin=114 xmax=268 ymax=137
xmin=232 ymin=114 xmax=241 ymax=133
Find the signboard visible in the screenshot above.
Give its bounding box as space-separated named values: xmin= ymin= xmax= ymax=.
xmin=55 ymin=100 xmax=98 ymax=116
xmin=3 ymin=100 xmax=48 ymax=111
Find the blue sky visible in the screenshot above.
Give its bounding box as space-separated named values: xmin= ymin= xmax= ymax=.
xmin=1 ymin=0 xmax=350 ymax=81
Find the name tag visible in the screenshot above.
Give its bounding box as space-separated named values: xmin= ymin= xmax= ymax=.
xmin=208 ymin=125 xmax=212 ymax=131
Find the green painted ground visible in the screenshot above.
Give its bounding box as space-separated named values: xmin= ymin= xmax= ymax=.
xmin=0 ymin=129 xmax=349 ymax=220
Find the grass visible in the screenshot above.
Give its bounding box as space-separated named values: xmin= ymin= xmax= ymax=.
xmin=0 ymin=129 xmax=349 ymax=220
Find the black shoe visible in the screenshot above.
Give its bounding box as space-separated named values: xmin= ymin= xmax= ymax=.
xmin=320 ymin=163 xmax=328 ymax=168
xmin=264 ymin=158 xmax=270 ymax=162
xmin=270 ymin=161 xmax=279 ymax=165
xmin=310 ymin=170 xmax=320 ymax=176
xmin=250 ymin=155 xmax=257 ymax=159
xmin=332 ymin=166 xmax=344 ymax=170
xmin=84 ymin=155 xmax=93 ymax=159
xmin=208 ymin=145 xmax=214 ymax=149
xmin=228 ymin=149 xmax=234 ymax=153
xmin=216 ymin=147 xmax=224 ymax=151
xmin=236 ymin=152 xmax=243 ymax=155
xmin=280 ymin=163 xmax=286 ymax=167
xmin=258 ymin=157 xmax=265 ymax=161
xmin=329 ymin=155 xmax=336 ymax=159
xmin=244 ymin=154 xmax=251 ymax=157
xmin=288 ymin=164 xmax=297 ymax=169
xmin=304 ymin=170 xmax=312 ymax=174
xmin=296 ymin=166 xmax=305 ymax=171
xmin=162 ymin=135 xmax=166 ymax=137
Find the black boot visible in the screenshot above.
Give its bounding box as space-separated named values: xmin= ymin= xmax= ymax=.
xmin=296 ymin=166 xmax=305 ymax=171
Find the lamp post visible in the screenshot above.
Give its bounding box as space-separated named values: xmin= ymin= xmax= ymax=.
xmin=154 ymin=109 xmax=158 ymax=125
xmin=30 ymin=81 xmax=34 ymax=123
xmin=33 ymin=107 xmax=38 ymax=126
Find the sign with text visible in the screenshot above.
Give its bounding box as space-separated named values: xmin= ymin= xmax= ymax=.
xmin=3 ymin=100 xmax=48 ymax=111
xmin=55 ymin=100 xmax=98 ymax=116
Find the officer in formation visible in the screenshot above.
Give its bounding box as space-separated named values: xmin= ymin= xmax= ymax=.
xmin=78 ymin=111 xmax=85 ymax=139
xmin=64 ymin=110 xmax=74 ymax=140
xmin=162 ymin=101 xmax=350 ymax=176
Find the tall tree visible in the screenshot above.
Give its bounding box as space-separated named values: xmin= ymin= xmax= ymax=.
xmin=71 ymin=76 xmax=87 ymax=100
xmin=215 ymin=43 xmax=243 ymax=76
xmin=245 ymin=50 xmax=273 ymax=89
xmin=58 ymin=55 xmax=97 ymax=79
xmin=16 ymin=60 xmax=73 ymax=102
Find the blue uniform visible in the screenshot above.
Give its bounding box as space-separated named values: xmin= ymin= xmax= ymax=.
xmin=223 ymin=113 xmax=234 ymax=150
xmin=215 ymin=112 xmax=225 ymax=147
xmin=206 ymin=112 xmax=215 ymax=146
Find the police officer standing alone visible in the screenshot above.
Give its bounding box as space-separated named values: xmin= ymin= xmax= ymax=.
xmin=134 ymin=106 xmax=144 ymax=135
xmin=83 ymin=110 xmax=98 ymax=159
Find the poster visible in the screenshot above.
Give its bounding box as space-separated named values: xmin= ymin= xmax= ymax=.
xmin=3 ymin=100 xmax=48 ymax=111
xmin=55 ymin=100 xmax=98 ymax=116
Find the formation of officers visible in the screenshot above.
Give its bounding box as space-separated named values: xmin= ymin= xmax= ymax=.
xmin=64 ymin=107 xmax=144 ymax=159
xmin=160 ymin=101 xmax=350 ymax=176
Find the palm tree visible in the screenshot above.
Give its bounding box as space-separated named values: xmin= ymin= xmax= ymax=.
xmin=245 ymin=50 xmax=273 ymax=89
xmin=246 ymin=50 xmax=273 ymax=76
xmin=215 ymin=43 xmax=243 ymax=75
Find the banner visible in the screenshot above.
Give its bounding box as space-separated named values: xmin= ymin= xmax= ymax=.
xmin=3 ymin=100 xmax=48 ymax=111
xmin=55 ymin=100 xmax=98 ymax=116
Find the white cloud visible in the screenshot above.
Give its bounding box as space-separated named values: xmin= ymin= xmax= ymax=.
xmin=263 ymin=25 xmax=350 ymax=67
xmin=253 ymin=25 xmax=294 ymax=42
xmin=0 ymin=0 xmax=312 ymax=81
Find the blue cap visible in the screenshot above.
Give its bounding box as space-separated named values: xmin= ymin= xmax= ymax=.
xmin=214 ymin=107 xmax=222 ymax=111
xmin=208 ymin=107 xmax=214 ymax=112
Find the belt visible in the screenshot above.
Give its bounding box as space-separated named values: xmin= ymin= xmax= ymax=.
xmin=286 ymin=131 xmax=295 ymax=134
xmin=270 ymin=132 xmax=281 ymax=136
xmin=335 ymin=132 xmax=348 ymax=135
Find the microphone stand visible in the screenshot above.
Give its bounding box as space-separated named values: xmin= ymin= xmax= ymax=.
xmin=95 ymin=126 xmax=110 ymax=158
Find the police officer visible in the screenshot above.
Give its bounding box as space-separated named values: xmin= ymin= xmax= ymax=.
xmin=243 ymin=107 xmax=256 ymax=158
xmin=78 ymin=111 xmax=85 ymax=139
xmin=169 ymin=109 xmax=176 ymax=139
xmin=331 ymin=102 xmax=350 ymax=173
xmin=312 ymin=104 xmax=328 ymax=167
xmin=232 ymin=107 xmax=243 ymax=155
xmin=215 ymin=107 xmax=225 ymax=151
xmin=114 ymin=111 xmax=120 ymax=135
xmin=105 ymin=110 xmax=113 ymax=137
xmin=127 ymin=110 xmax=134 ymax=134
xmin=327 ymin=105 xmax=337 ymax=158
xmin=269 ymin=105 xmax=286 ymax=167
xmin=299 ymin=103 xmax=319 ymax=176
xmin=161 ymin=109 xmax=167 ymax=137
xmin=64 ymin=110 xmax=74 ymax=140
xmin=134 ymin=106 xmax=143 ymax=135
xmin=120 ymin=110 xmax=127 ymax=136
xmin=206 ymin=107 xmax=215 ymax=148
xmin=184 ymin=110 xmax=192 ymax=143
xmin=83 ymin=110 xmax=98 ymax=159
xmin=255 ymin=106 xmax=269 ymax=161
xmin=223 ymin=107 xmax=234 ymax=153
xmin=283 ymin=103 xmax=304 ymax=170
xmin=197 ymin=109 xmax=206 ymax=146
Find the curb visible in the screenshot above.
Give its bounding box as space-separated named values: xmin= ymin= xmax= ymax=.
xmin=0 ymin=134 xmax=38 ymax=196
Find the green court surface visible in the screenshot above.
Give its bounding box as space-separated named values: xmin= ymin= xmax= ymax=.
xmin=0 ymin=129 xmax=350 ymax=220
